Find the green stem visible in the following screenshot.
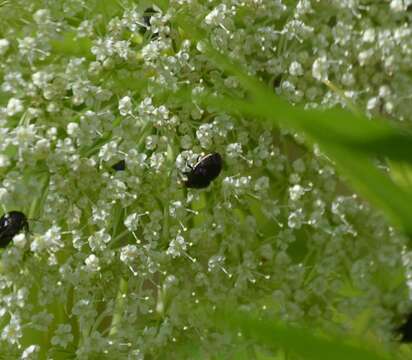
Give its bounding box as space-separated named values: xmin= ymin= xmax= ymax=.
xmin=29 ymin=174 xmax=50 ymax=220
xmin=109 ymin=277 xmax=128 ymax=336
xmin=91 ymin=307 xmax=112 ymax=334
xmin=110 ymin=229 xmax=130 ymax=248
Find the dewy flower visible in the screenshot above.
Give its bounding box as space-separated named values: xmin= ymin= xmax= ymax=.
xmin=124 ymin=213 xmax=140 ymax=232
xmin=0 ymin=39 xmax=10 ymax=56
xmin=312 ymin=57 xmax=329 ymax=82
xmin=166 ymin=234 xmax=187 ymax=258
xmin=13 ymin=233 xmax=27 ymax=249
xmin=0 ymin=0 xmax=410 ymax=358
xmin=120 ymin=245 xmax=140 ymax=266
xmin=21 ymin=345 xmax=40 ymax=360
xmin=119 ymin=95 xmax=133 ymax=116
xmin=84 ymin=254 xmax=100 ymax=272
xmin=88 ymin=229 xmax=111 ymax=252
xmin=6 ymin=98 xmax=23 ymax=116
xmin=1 ymin=315 xmax=22 ymax=345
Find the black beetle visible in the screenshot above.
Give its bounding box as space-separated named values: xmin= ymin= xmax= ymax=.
xmin=0 ymin=211 xmax=29 ymax=248
xmin=111 ymin=159 xmax=126 ymax=171
xmin=140 ymin=7 xmax=159 ymax=38
xmin=397 ymin=313 xmax=412 ymax=342
xmin=184 ymin=152 xmax=223 ymax=189
xmin=143 ymin=7 xmax=156 ymax=28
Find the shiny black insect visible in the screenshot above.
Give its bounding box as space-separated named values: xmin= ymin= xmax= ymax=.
xmin=184 ymin=153 xmax=223 ymax=189
xmin=143 ymin=7 xmax=156 ymax=28
xmin=112 ymin=159 xmax=126 ymax=171
xmin=397 ymin=313 xmax=412 ymax=342
xmin=140 ymin=7 xmax=159 ymax=38
xmin=0 ymin=211 xmax=29 ymax=248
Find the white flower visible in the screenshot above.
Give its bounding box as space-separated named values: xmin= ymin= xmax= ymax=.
xmin=205 ymin=4 xmax=227 ymax=26
xmin=208 ymin=255 xmax=225 ymax=271
xmin=367 ymin=97 xmax=379 ymax=111
xmin=289 ymin=184 xmax=305 ymax=201
xmin=390 ymin=0 xmax=405 ymax=11
xmin=119 ymin=95 xmax=133 ymax=116
xmin=30 ymin=225 xmax=62 ymax=253
xmin=13 ymin=125 xmax=37 ymax=146
xmin=358 ymin=48 xmax=374 ymax=66
xmin=312 ymin=57 xmax=328 ymax=81
xmin=67 ymin=122 xmax=80 ymax=137
xmin=288 ymin=208 xmax=304 ymax=229
xmin=6 ymin=98 xmax=24 ymax=116
xmin=0 ymin=154 xmax=10 ymax=168
xmin=34 ymin=138 xmax=50 ymax=157
xmin=254 ymin=176 xmax=270 ymax=192
xmin=124 ymin=213 xmax=140 ymax=231
xmin=88 ymin=229 xmax=111 ymax=252
xmin=114 ymin=40 xmax=130 ymax=59
xmin=33 ymin=9 xmax=50 ymax=24
xmin=120 ymin=245 xmax=139 ymax=265
xmin=164 ymin=274 xmax=178 ymax=289
xmin=18 ymin=36 xmax=37 ymax=57
xmin=145 ymin=135 xmax=158 ymax=150
xmin=166 ymin=234 xmax=187 ymax=258
xmin=296 ymin=0 xmax=312 ymax=15
xmin=289 ymin=61 xmax=304 ymax=76
xmin=196 ymin=123 xmax=214 ymax=149
xmin=32 ymin=71 xmax=53 ymax=88
xmin=43 ymin=225 xmax=63 ymax=250
xmin=1 ymin=315 xmax=22 ymax=345
xmin=0 ymin=38 xmax=10 ymax=55
xmin=84 ymin=254 xmax=100 ymax=272
xmin=226 ymin=143 xmax=242 ymax=158
xmin=13 ymin=233 xmax=27 ymax=249
xmin=362 ymin=29 xmax=375 ymax=43
xmin=21 ymin=345 xmax=40 ymax=360
xmin=149 ymin=152 xmax=164 ymax=172
xmin=99 ymin=140 xmax=118 ymax=162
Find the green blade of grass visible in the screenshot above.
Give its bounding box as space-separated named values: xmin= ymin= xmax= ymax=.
xmin=194 ymin=88 xmax=412 ymax=237
xmin=177 ymin=14 xmax=412 ymax=162
xmin=208 ymin=50 xmax=412 ymax=163
xmin=214 ymin=309 xmax=393 ymax=360
xmin=166 ymin=23 xmax=412 ymax=236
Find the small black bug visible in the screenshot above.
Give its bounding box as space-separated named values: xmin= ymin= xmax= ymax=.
xmin=396 ymin=313 xmax=412 ymax=343
xmin=140 ymin=7 xmax=159 ymax=39
xmin=143 ymin=7 xmax=156 ymax=28
xmin=112 ymin=159 xmax=126 ymax=171
xmin=184 ymin=152 xmax=223 ymax=189
xmin=0 ymin=211 xmax=29 ymax=248
xmin=272 ymin=74 xmax=282 ymax=89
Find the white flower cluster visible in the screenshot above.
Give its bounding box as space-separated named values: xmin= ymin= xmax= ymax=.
xmin=0 ymin=0 xmax=410 ymax=358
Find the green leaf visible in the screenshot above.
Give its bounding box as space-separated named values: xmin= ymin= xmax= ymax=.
xmin=177 ymin=15 xmax=412 ymax=161
xmin=214 ymin=309 xmax=393 ymax=360
xmin=169 ymin=35 xmax=412 ymax=237
xmin=50 ymin=33 xmax=93 ymax=59
xmin=189 ymin=89 xmax=412 ymax=236
xmin=389 ymin=161 xmax=412 ymax=191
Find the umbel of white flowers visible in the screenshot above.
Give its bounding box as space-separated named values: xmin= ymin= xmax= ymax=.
xmin=0 ymin=0 xmax=410 ymax=358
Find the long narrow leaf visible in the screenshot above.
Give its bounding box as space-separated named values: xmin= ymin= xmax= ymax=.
xmin=177 ymin=15 xmax=412 ymax=162
xmin=214 ymin=309 xmax=392 ymax=360
xmin=191 ymin=90 xmax=412 ymax=235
